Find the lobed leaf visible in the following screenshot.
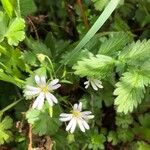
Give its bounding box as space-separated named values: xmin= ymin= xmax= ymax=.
xmin=73 ymin=54 xmax=115 ymax=78
xmin=0 ymin=116 xmax=13 ymax=144
xmin=98 ymin=32 xmax=132 ymax=56
xmin=114 ymin=71 xmax=150 ymax=114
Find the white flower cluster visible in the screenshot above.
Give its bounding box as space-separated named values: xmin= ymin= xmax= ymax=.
xmin=84 ymin=77 xmax=103 ymax=91
xmin=24 ymin=75 xmax=61 ymax=109
xmin=60 ymin=102 xmax=94 ymax=133
xmin=24 ymin=75 xmax=94 ymax=133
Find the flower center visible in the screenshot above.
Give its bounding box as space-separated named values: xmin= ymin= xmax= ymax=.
xmin=41 ymin=85 xmax=49 ymax=93
xmin=72 ymin=110 xmax=81 ymax=117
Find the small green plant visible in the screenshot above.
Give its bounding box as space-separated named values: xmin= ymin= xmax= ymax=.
xmin=0 ymin=0 xmax=150 ymax=149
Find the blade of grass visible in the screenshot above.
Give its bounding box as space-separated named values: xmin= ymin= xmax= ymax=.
xmin=63 ymin=0 xmax=120 ymax=65
xmin=0 ymin=99 xmax=22 ymax=116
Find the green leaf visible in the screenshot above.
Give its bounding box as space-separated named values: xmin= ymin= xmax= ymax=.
xmin=117 ymin=128 xmax=134 ymax=142
xmin=0 ymin=116 xmax=13 ymax=144
xmin=73 ymin=54 xmax=115 ymax=78
xmin=20 ymin=0 xmax=37 ymax=16
xmin=6 ymin=18 xmax=25 ymax=46
xmin=107 ymin=131 xmax=119 ymax=145
xmin=116 ymin=114 xmax=133 ymax=128
xmin=25 ymin=37 xmax=51 ymax=57
xmin=114 ymin=71 xmax=150 ymax=114
xmin=0 ymin=69 xmax=24 ymax=87
xmin=26 ymin=105 xmax=61 ymax=136
xmin=89 ymin=133 xmax=106 ymax=150
xmin=62 ymin=0 xmax=120 ymax=65
xmin=138 ymin=113 xmax=150 ymax=128
xmin=137 ymin=141 xmax=150 ymax=150
xmin=119 ymin=40 xmax=150 ymax=66
xmin=92 ymin=0 xmax=109 ymax=11
xmin=133 ymin=127 xmax=150 ymax=141
xmin=0 ymin=12 xmax=25 ymax=46
xmin=98 ymin=32 xmax=132 ymax=56
xmin=26 ymin=109 xmax=41 ymax=124
xmin=1 ymin=0 xmax=13 ymax=18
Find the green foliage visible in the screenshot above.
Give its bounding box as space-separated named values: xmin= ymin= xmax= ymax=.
xmin=92 ymin=0 xmax=109 ymax=11
xmin=107 ymin=131 xmax=119 ymax=145
xmin=0 ymin=116 xmax=13 ymax=144
xmin=1 ymin=0 xmax=13 ymax=18
xmin=114 ymin=71 xmax=150 ymax=114
xmin=20 ymin=0 xmax=37 ymax=16
xmin=116 ymin=114 xmax=133 ymax=128
xmin=26 ymin=105 xmax=61 ymax=136
xmin=138 ymin=113 xmax=150 ymax=128
xmin=73 ymin=54 xmax=115 ymax=78
xmin=117 ymin=128 xmax=134 ymax=142
xmin=0 ymin=11 xmax=25 ymax=46
xmin=98 ymin=32 xmax=132 ymax=56
xmin=119 ymin=40 xmax=150 ymax=66
xmin=88 ymin=133 xmax=106 ymax=150
xmin=0 ymin=0 xmax=150 ymax=149
xmin=136 ymin=141 xmax=150 ymax=150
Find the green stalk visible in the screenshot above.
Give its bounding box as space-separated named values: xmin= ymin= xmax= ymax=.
xmin=0 ymin=99 xmax=22 ymax=116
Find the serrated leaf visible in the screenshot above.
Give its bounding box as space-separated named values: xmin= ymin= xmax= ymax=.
xmin=107 ymin=131 xmax=119 ymax=145
xmin=0 ymin=12 xmax=25 ymax=46
xmin=117 ymin=128 xmax=134 ymax=142
xmin=0 ymin=116 xmax=13 ymax=144
xmin=25 ymin=37 xmax=51 ymax=57
xmin=116 ymin=114 xmax=133 ymax=128
xmin=98 ymin=32 xmax=132 ymax=56
xmin=26 ymin=105 xmax=61 ymax=136
xmin=114 ymin=71 xmax=150 ymax=114
xmin=6 ymin=18 xmax=25 ymax=46
xmin=26 ymin=109 xmax=41 ymax=124
xmin=73 ymin=54 xmax=115 ymax=78
xmin=119 ymin=40 xmax=150 ymax=66
xmin=89 ymin=133 xmax=106 ymax=150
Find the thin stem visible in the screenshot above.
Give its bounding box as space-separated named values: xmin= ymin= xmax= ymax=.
xmin=76 ymin=0 xmax=89 ymax=29
xmin=28 ymin=124 xmax=33 ymax=150
xmin=46 ymin=56 xmax=56 ymax=78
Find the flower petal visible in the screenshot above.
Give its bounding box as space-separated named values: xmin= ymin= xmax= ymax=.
xmin=49 ymin=79 xmax=59 ymax=86
xmin=82 ymin=120 xmax=90 ymax=130
xmin=59 ymin=115 xmax=72 ymax=122
xmin=86 ymin=115 xmax=94 ymax=119
xmin=66 ymin=118 xmax=76 ymax=132
xmin=78 ymin=102 xmax=82 ymax=111
xmin=37 ymin=93 xmax=45 ymax=110
xmin=93 ymin=79 xmax=103 ymax=88
xmin=40 ymin=76 xmax=46 ymax=86
xmin=73 ymin=103 xmax=78 ymax=110
xmin=32 ymin=92 xmax=45 ymax=109
xmin=25 ymin=86 xmax=40 ymax=96
xmin=77 ymin=119 xmax=85 ymax=132
xmin=50 ymin=84 xmax=61 ymax=90
xmin=90 ymin=80 xmax=98 ymax=91
xmin=81 ymin=111 xmax=92 ymax=115
xmin=60 ymin=113 xmax=72 ymax=117
xmin=84 ymin=81 xmax=89 ymax=89
xmin=70 ymin=119 xmax=77 ymax=133
xmin=45 ymin=92 xmax=58 ymax=105
xmin=35 ymin=75 xmax=41 ymax=85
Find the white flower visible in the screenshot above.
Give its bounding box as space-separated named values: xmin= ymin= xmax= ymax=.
xmin=24 ymin=75 xmax=61 ymax=110
xmin=84 ymin=77 xmax=103 ymax=91
xmin=59 ymin=102 xmax=94 ymax=133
